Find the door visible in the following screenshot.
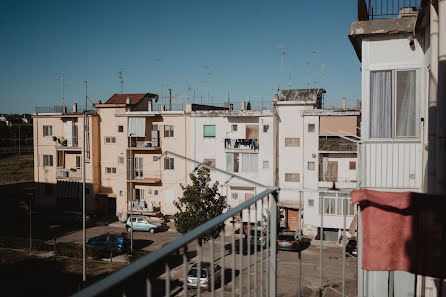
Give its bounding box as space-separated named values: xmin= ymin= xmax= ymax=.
xmin=287 ymin=209 xmax=300 ymax=231
xmin=328 ymin=161 xmax=338 ymax=182
xmin=134 ymin=157 xmax=144 ymax=179
xmin=246 ymin=125 xmax=259 ymax=140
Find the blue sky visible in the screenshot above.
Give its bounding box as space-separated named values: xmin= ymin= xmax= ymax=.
xmin=0 ymin=0 xmax=361 ymax=114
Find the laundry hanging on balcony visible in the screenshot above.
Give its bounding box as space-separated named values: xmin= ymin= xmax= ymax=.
xmin=351 ymin=189 xmax=446 ymax=278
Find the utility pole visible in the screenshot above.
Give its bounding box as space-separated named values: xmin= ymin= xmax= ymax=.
xmin=82 ymin=81 xmax=87 ymax=282
xmin=169 ymin=88 xmax=172 ymax=111
xmin=129 ymin=134 xmax=134 ymax=251
xmin=119 ymin=69 xmax=124 ymax=94
xmin=62 ymin=73 xmax=64 ymax=107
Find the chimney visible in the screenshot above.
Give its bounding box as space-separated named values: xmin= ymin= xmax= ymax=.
xmin=148 ymin=100 xmax=153 ymax=112
xmin=229 ymin=103 xmax=233 ymax=111
xmin=241 ymin=101 xmax=246 ymax=111
xmin=126 ymin=97 xmax=131 ymax=105
xmin=342 ymin=97 xmax=346 ymax=110
xmin=62 ymin=106 xmax=67 ymax=114
xmin=161 ymin=104 xmax=166 ymax=111
xmin=73 ymin=103 xmax=77 ymax=113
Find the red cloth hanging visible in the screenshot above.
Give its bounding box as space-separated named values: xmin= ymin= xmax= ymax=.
xmin=350 ymin=189 xmax=446 ymax=278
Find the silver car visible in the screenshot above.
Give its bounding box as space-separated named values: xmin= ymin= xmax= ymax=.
xmin=249 ymin=227 xmax=267 ymax=247
xmin=187 ymin=262 xmax=222 ymax=291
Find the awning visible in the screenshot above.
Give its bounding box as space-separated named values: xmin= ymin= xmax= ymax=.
xmin=277 ymin=200 xmax=301 ymax=210
xmin=56 ymin=180 xmax=80 ymax=199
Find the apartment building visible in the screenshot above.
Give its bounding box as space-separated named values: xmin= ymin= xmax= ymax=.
xmin=348 ymin=0 xmax=446 ymax=295
xmin=33 ymin=105 xmax=100 ymax=211
xmin=274 ymin=89 xmax=360 ymax=239
xmin=189 ymin=107 xmax=275 ymax=224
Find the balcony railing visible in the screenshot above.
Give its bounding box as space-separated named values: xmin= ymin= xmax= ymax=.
xmin=128 ymin=201 xmax=161 ymax=213
xmin=56 ymin=137 xmax=79 ymax=148
xmin=224 ymin=138 xmax=259 ymax=151
xmin=358 ymin=0 xmax=421 ymax=21
xmin=56 ymin=168 xmax=81 ymax=179
xmin=319 ymin=138 xmax=357 ymax=152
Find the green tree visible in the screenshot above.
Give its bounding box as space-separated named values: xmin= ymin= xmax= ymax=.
xmin=174 ymin=166 xmax=227 ymax=241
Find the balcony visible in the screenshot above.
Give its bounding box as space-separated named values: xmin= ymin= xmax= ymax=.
xmin=127 ymin=200 xmax=161 ymax=213
xmin=224 ymin=138 xmax=259 ymax=151
xmin=358 ymin=0 xmax=421 ymax=21
xmin=127 ymin=140 xmax=161 ymax=152
xmin=56 ymin=168 xmax=81 ymax=179
xmin=56 ymin=137 xmax=80 ymax=149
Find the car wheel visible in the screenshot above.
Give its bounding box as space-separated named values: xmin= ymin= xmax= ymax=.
xmin=116 ymin=247 xmax=122 ymax=254
xmin=150 ymin=228 xmax=155 ymax=234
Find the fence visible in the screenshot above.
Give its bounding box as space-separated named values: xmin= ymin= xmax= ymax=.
xmin=358 ymin=0 xmax=421 ymax=20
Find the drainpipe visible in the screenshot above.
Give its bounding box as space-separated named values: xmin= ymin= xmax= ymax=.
xmin=437 ymin=0 xmax=446 ymax=194
xmin=428 ymin=1 xmax=439 ymax=194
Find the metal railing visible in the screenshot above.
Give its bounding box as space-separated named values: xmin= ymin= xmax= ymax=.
xmin=57 ymin=168 xmax=82 ymax=179
xmin=56 ymin=137 xmax=79 ymax=147
xmin=358 ymin=0 xmax=421 ymax=20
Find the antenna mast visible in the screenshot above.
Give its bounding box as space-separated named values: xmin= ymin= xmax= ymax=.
xmin=278 ymin=44 xmax=287 ymax=89
xmin=118 ymin=69 xmax=124 ymax=94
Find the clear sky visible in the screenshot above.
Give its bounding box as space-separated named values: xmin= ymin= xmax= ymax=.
xmin=0 ymin=0 xmax=361 ymax=114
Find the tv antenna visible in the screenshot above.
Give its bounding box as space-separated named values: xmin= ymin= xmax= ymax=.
xmin=288 ymin=66 xmax=292 ymax=88
xmin=202 ymin=65 xmax=213 ymax=104
xmin=118 ymin=69 xmax=124 ymax=94
xmin=306 ymin=49 xmax=317 ymax=88
xmin=56 ymin=72 xmax=64 ymax=106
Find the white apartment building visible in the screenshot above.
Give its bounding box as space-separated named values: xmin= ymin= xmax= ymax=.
xmin=189 ymin=108 xmax=275 ymax=224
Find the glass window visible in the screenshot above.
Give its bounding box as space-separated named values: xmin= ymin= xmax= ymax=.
xmin=203 ymin=125 xmax=216 ymax=137
xmin=349 ymin=161 xmax=356 ymax=170
xmin=285 ymin=138 xmax=300 ymax=147
xmin=263 ymin=160 xmax=269 ymax=169
xmin=76 ymin=155 xmax=82 ymax=169
xmin=308 ymin=124 xmax=315 ymax=133
xmin=308 ymin=162 xmax=315 ymax=170
xmin=263 ymin=125 xmax=269 ymax=133
xmin=118 ymin=125 xmax=124 ymax=132
xmin=396 ymin=70 xmax=417 ymax=137
xmin=308 ymin=199 xmax=314 ymax=207
xmin=164 ymin=125 xmax=174 ymax=138
xmin=370 ymin=70 xmax=392 ymax=138
xmin=285 ymin=173 xmax=300 ymax=182
xmin=43 ymin=155 xmax=53 ymax=166
xmin=231 ymin=124 xmax=237 ymax=132
xmin=43 ymin=125 xmax=52 ymax=137
xmin=164 ymin=157 xmax=174 ymax=170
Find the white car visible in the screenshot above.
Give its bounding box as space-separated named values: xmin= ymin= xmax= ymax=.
xmin=187 ymin=262 xmax=222 ymax=291
xmin=126 ymin=216 xmax=159 ymax=233
xmin=249 ymin=227 xmax=267 ymax=247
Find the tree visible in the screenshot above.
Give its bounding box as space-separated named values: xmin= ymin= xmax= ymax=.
xmin=174 ymin=166 xmax=227 ymax=241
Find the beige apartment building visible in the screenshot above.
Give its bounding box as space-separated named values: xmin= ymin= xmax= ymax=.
xmin=34 ymin=93 xmax=227 ymax=221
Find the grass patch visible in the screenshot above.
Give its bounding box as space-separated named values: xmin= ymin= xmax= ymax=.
xmin=0 ymin=154 xmax=33 ymax=185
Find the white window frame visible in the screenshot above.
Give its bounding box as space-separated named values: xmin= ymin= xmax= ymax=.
xmin=368 ymin=68 xmax=419 ymax=140
xmin=164 ymin=125 xmax=174 ymax=138
xmin=105 ymin=136 xmax=116 ymax=144
xmin=106 ymin=167 xmax=117 ymax=174
xmin=75 ymin=155 xmax=82 ymax=169
xmin=43 ymin=155 xmax=53 ymax=167
xmin=164 ymin=157 xmax=174 ymax=170
xmin=118 ymin=156 xmax=125 ymax=165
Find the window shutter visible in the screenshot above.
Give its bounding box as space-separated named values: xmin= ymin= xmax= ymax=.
xmin=226 ymin=153 xmax=233 ymax=172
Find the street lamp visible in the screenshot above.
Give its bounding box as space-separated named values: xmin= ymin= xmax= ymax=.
xmin=129 ymin=133 xmax=134 ymax=251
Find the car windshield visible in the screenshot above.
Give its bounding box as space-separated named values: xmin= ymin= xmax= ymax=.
xmin=278 ymin=235 xmax=295 ymax=241
xmin=188 ymin=268 xmax=207 ymax=278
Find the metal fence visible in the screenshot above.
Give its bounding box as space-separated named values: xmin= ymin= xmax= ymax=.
xmin=358 ymin=0 xmax=421 ymax=20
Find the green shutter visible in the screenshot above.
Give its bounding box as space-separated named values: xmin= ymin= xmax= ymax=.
xmin=203 ymin=125 xmax=216 ymax=137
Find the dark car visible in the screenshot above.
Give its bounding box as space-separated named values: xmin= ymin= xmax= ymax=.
xmin=277 ymin=233 xmax=299 ymax=251
xmin=345 ymin=236 xmax=357 ymax=257
xmin=86 ymin=233 xmax=129 ymax=254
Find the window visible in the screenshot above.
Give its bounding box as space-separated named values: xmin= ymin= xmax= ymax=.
xmin=43 ymin=125 xmax=52 ymax=137
xmin=231 ymin=192 xmax=239 ymax=200
xmin=119 ymin=190 xmax=123 ymax=196
xmin=226 ymin=153 xmax=257 ymax=173
xmin=308 ymin=124 xmax=315 ymax=133
xmin=263 ymin=160 xmax=269 ymax=169
xmin=152 ymin=124 xmax=158 ymax=131
xmin=118 ymin=125 xmax=124 ymax=132
xmin=308 ymin=162 xmax=315 ymax=170
xmin=43 ymin=155 xmax=53 ymax=167
xmin=106 ymin=167 xmax=117 ymax=174
xmin=263 ymin=125 xmax=270 ymax=133
xmin=134 ymin=157 xmax=144 ymax=178
xmin=105 ymin=137 xmax=116 ymax=144
xmin=241 ymin=153 xmax=258 ymax=172
xmin=349 ymin=161 xmax=356 ymax=170
xmin=285 ymin=138 xmax=300 ymax=147
xmin=153 ymin=156 xmax=159 ymax=161
xmin=118 ymin=156 xmax=125 ymax=164
xmin=164 ymin=157 xmax=174 ymax=170
xmin=323 ymin=197 xmax=336 ymax=214
xmin=285 ymin=173 xmax=300 ymax=182
xmin=203 ymin=125 xmax=216 ymax=138
xmin=319 ymin=195 xmax=355 ymax=216
xmin=164 ymin=125 xmax=174 ymax=138
xmin=231 ymin=124 xmax=237 ymax=132
xmin=370 ymin=70 xmax=417 ymax=138
xmin=154 ymin=190 xmax=159 ymax=195
xmin=308 ymin=199 xmax=314 ymax=207
xmin=75 ymin=155 xmax=82 ymax=169
xmin=204 ymin=159 xmax=216 ymax=167
xmin=135 ymin=188 xmax=144 ymax=201
xmin=57 ymin=151 xmax=64 ymax=167
xmin=328 ymin=161 xmax=338 ymax=182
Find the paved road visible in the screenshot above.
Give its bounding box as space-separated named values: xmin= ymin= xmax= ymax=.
xmin=53 ymin=223 xmax=357 ymax=296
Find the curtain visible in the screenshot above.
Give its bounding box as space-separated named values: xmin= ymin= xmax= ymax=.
xmin=370 ymin=71 xmax=392 ymax=138
xmin=128 ymin=117 xmax=146 ymax=137
xmin=396 ymin=70 xmax=416 ymax=137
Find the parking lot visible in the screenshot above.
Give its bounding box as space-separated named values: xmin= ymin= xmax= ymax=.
xmin=51 ymin=221 xmax=357 ymax=296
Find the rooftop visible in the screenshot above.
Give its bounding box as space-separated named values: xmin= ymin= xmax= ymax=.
xmin=105 ymin=93 xmax=159 ymax=105
xmin=277 ymin=88 xmax=326 ymax=102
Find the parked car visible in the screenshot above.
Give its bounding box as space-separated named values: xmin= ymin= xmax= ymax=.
xmin=126 ymin=215 xmax=159 ymax=233
xmin=86 ymin=233 xmax=129 ymax=254
xmin=187 ymin=262 xmax=222 ymax=291
xmin=249 ymin=227 xmax=267 ymax=247
xmin=277 ymin=233 xmax=299 ymax=251
xmin=345 ymin=236 xmax=357 ymax=257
